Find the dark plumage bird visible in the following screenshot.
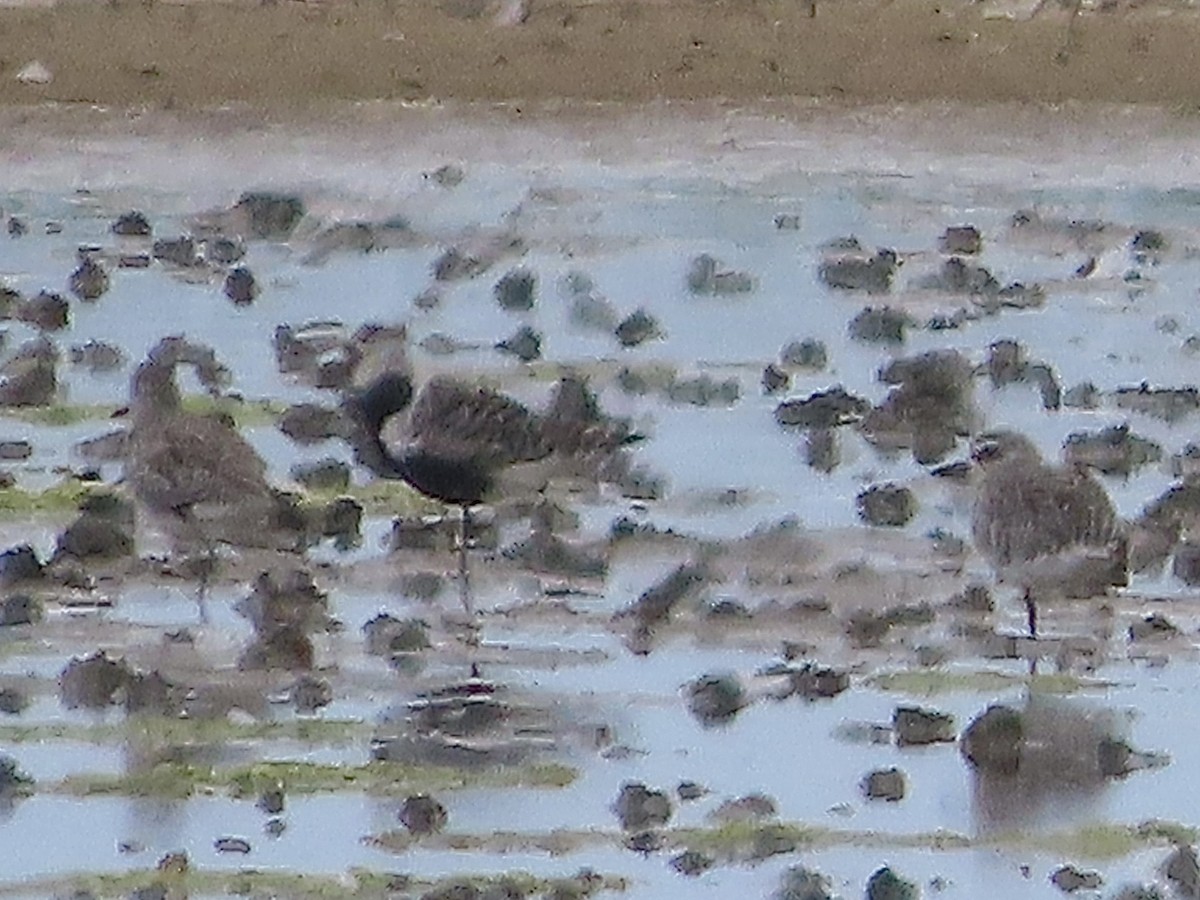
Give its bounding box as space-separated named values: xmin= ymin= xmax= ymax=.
xmin=123 ymin=337 xmax=298 ymax=617
xmin=347 ymin=372 xmax=547 ymax=613
xmin=971 ymin=430 xmax=1127 ymax=638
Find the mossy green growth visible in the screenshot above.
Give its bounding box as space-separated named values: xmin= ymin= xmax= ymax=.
xmin=179 ymin=394 xmax=288 ymax=427
xmin=0 ymin=716 xmax=372 ymax=747
xmin=867 ymin=669 xmax=1105 ymax=696
xmin=0 ymin=480 xmax=96 ymax=516
xmin=0 ymin=403 xmax=111 ymax=426
xmin=56 ymin=759 xmax=577 ymax=799
xmin=4 ymin=867 xmax=629 ymax=900
xmin=305 ymin=479 xmax=444 ymax=516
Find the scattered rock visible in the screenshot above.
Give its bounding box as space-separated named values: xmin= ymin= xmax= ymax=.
xmin=291 ymin=458 xmax=351 ymax=492
xmin=0 ymin=594 xmax=41 ymax=627
xmin=257 ymin=788 xmax=285 ymax=815
xmin=861 ymin=767 xmax=906 ymax=801
xmin=666 ymin=373 xmax=739 ymax=407
xmin=939 ymin=225 xmax=982 ymax=255
xmin=612 ymin=782 xmax=672 ymax=831
xmin=857 ymin=483 xmax=918 ymax=527
xmin=762 ymin=363 xmax=790 ymax=394
xmin=59 ymin=651 xmax=134 ymax=709
xmin=1063 ymin=381 xmax=1101 ymax=409
xmin=494 ymin=268 xmax=536 ymax=311
xmin=69 ymin=340 xmax=124 ymax=372
xmin=922 ymin=256 xmax=1000 ymax=296
xmin=774 ymin=213 xmax=801 ymax=230
xmin=0 ymin=754 xmax=32 ymax=794
xmin=1131 ymin=228 xmax=1167 ymax=263
xmin=213 ymin=836 xmax=251 ymax=854
xmin=787 ymin=663 xmax=850 ymax=699
xmin=686 ymin=673 xmax=746 ymax=726
xmin=15 ymin=291 xmax=69 ymax=332
xmin=677 ymin=781 xmax=707 ymax=801
xmin=866 ymin=866 xmax=917 ymax=900
xmin=686 ymin=254 xmax=755 ymax=295
xmin=671 ymin=850 xmax=714 ymax=877
xmin=426 ymin=163 xmax=465 ymax=187
xmin=224 ymin=266 xmax=259 ymax=305
xmin=112 ymin=212 xmax=152 ymax=236
xmin=68 ymin=257 xmax=109 ymax=301
xmin=615 ymin=309 xmax=664 ymax=348
xmin=819 ymin=247 xmax=899 ymax=294
xmin=893 ymin=705 xmax=955 ymax=746
xmin=364 ymin=614 xmax=430 ymax=655
xmin=0 ymin=688 xmax=28 ymax=715
xmin=775 ymin=866 xmax=835 ymax=900
xmin=848 ymin=306 xmax=910 ymax=344
xmin=495 ymin=324 xmax=542 ymax=362
xmin=1114 ymin=383 xmax=1200 ymax=423
xmin=0 ymin=440 xmax=31 ymax=460
xmin=1050 ymin=864 xmax=1103 ymax=893
xmin=0 ymin=545 xmax=43 ymax=587
xmin=775 ymin=386 xmax=870 ymax=428
xmin=1163 ymin=845 xmax=1200 ymax=897
xmin=400 ymin=794 xmax=448 ymax=834
xmin=291 ymin=674 xmax=333 ymax=713
xmin=205 ymin=236 xmax=246 ymax=265
xmin=1129 ymin=613 xmax=1178 ymax=641
xmin=232 ymin=192 xmax=306 ymax=240
xmin=780 ymin=338 xmax=828 ymax=371
xmin=152 ymin=236 xmax=199 ymax=268
xmin=278 ymin=403 xmax=344 ymax=444
xmin=709 ymin=793 xmax=776 ymax=823
xmin=623 ymin=562 xmax=710 ymax=629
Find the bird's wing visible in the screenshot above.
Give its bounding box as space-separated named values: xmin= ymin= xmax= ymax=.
xmin=974 ymin=461 xmax=1117 ymax=567
xmin=410 ymin=378 xmax=549 ymax=464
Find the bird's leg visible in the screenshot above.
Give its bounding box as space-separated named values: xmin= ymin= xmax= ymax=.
xmin=1024 ymin=587 xmax=1039 ymax=639
xmin=173 ymin=504 xmax=214 ymax=624
xmin=458 ymin=506 xmax=472 ymax=616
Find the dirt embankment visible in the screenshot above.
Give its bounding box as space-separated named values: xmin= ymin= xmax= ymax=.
xmin=0 ymin=0 xmax=1199 ymax=109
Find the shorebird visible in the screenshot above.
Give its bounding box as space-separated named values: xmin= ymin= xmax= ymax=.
xmin=971 ymin=430 xmax=1127 ymax=638
xmin=347 ymin=371 xmax=549 ymax=613
xmin=122 ymin=336 xmax=299 ymax=618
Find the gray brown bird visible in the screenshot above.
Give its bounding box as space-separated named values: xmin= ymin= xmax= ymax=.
xmin=971 ymin=430 xmax=1127 ymax=638
xmin=123 ymin=336 xmax=300 ymax=617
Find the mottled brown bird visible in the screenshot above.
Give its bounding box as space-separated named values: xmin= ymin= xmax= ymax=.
xmin=971 ymin=430 xmax=1126 ymax=637
xmin=124 ymin=336 xmax=298 ymax=617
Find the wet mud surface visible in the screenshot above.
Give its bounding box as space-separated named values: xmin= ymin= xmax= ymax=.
xmin=2 ymin=101 xmax=1200 ymax=899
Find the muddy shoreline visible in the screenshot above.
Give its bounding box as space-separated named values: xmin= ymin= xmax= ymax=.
xmin=3 ymin=0 xmax=1200 ymax=108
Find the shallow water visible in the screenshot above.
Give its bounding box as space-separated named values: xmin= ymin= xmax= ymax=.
xmin=3 ymin=101 xmax=1200 ymax=897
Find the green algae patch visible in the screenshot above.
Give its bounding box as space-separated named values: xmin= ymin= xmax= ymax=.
xmin=866 ymin=669 xmax=1107 ymax=696
xmin=0 ymin=716 xmax=372 ymax=747
xmin=179 ymin=394 xmax=289 ymax=427
xmin=371 ymin=827 xmax=610 ymax=856
xmin=55 ymin=759 xmax=577 ymax=799
xmin=1010 ymin=821 xmax=1199 ymax=860
xmin=305 ymin=479 xmax=444 ymax=516
xmin=0 ymin=867 xmax=629 ymax=900
xmin=0 ymin=480 xmax=96 ymax=516
xmin=1 ymin=403 xmax=112 ymax=427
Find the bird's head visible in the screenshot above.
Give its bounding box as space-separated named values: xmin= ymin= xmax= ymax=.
xmin=351 ymin=371 xmax=415 ymax=431
xmin=970 ymin=430 xmax=1041 ymax=467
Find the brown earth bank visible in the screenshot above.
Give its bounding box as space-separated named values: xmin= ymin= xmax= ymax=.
xmin=1 ymin=0 xmax=1200 ymax=109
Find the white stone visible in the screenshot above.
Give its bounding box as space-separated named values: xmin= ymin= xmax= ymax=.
xmin=15 ymin=60 xmax=53 ymax=85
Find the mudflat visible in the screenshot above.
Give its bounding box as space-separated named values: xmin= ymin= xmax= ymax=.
xmin=1 ymin=0 xmax=1199 ymax=109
